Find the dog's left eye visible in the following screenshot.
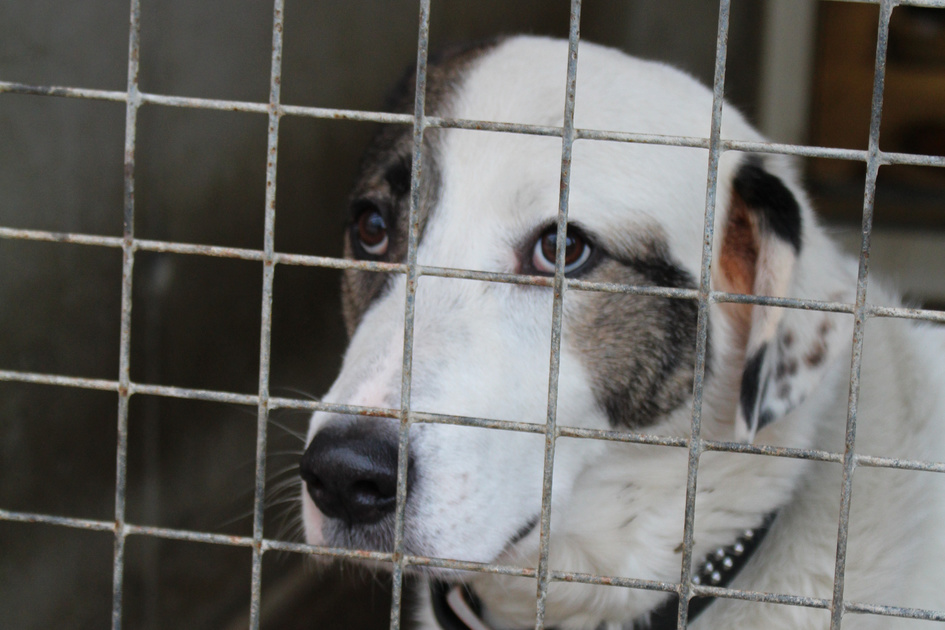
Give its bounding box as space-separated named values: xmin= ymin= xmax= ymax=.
xmin=352 ymin=205 xmax=390 ymax=257
xmin=532 ymin=225 xmax=593 ymax=275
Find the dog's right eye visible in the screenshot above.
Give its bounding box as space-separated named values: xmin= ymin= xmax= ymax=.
xmin=352 ymin=205 xmax=389 ymax=257
xmin=531 ymin=225 xmax=593 ymax=275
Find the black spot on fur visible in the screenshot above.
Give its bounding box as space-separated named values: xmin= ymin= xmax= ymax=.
xmin=733 ymin=159 xmax=802 ymax=252
xmin=740 ymin=345 xmax=767 ymax=427
xmin=756 ymin=409 xmax=776 ymax=432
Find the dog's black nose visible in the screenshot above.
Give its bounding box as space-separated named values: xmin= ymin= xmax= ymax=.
xmin=299 ymin=418 xmax=408 ymax=525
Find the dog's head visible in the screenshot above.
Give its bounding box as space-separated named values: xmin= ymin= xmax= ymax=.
xmin=299 ymin=36 xmax=852 ymax=572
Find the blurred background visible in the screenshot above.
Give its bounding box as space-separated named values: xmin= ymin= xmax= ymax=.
xmin=1 ymin=1 xmax=943 ymax=628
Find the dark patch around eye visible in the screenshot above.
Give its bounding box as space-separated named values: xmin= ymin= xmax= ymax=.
xmin=340 ymin=39 xmax=500 ymax=336
xmin=385 ymin=158 xmax=411 ymax=198
xmin=349 ymin=198 xmax=387 ymax=223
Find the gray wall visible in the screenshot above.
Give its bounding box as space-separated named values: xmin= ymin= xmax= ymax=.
xmin=0 ymin=2 xmax=763 ymax=628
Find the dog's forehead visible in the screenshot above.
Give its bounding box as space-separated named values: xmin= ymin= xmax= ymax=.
xmin=453 ymin=36 xmax=744 ymax=146
xmin=422 ymin=36 xmax=740 ymax=272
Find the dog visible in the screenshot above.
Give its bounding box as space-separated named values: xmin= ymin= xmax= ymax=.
xmin=299 ymin=36 xmax=945 ymax=629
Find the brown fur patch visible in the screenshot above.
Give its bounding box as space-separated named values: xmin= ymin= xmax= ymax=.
xmin=341 ymin=40 xmax=501 ymax=335
xmin=717 ymin=190 xmax=760 ymax=333
xmin=805 ymin=340 xmax=827 ymax=367
xmin=567 ymin=241 xmax=700 ymax=429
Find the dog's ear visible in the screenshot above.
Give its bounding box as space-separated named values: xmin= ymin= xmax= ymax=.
xmin=714 ymin=157 xmax=841 ymax=442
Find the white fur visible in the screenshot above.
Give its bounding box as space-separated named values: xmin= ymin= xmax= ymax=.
xmin=304 ymin=36 xmax=945 ymax=628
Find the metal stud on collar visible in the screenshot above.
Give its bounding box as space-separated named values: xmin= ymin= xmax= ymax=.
xmin=691 ymin=526 xmax=762 ymax=586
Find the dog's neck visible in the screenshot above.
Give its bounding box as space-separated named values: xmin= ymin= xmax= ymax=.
xmin=430 ymin=514 xmax=774 ymax=630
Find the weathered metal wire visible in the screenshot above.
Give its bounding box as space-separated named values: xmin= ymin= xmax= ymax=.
xmin=672 ymin=0 xmax=731 ymax=626
xmin=2 ymin=0 xmax=945 ymax=627
xmin=387 ymin=2 xmax=432 ymax=628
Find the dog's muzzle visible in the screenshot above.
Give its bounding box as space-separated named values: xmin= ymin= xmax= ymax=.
xmin=300 ymin=416 xmax=411 ymax=525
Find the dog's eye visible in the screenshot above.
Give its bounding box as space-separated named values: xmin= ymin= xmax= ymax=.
xmin=353 ymin=206 xmax=389 ymax=257
xmin=532 ymin=225 xmax=592 ymax=275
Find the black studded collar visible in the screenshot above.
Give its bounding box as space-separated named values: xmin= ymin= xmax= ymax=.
xmin=430 ymin=514 xmax=775 ymax=630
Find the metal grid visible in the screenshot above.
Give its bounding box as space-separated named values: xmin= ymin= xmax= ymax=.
xmin=3 ymin=0 xmax=945 ymax=628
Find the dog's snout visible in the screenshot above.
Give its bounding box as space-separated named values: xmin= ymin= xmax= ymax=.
xmin=300 ymin=418 xmax=409 ymax=525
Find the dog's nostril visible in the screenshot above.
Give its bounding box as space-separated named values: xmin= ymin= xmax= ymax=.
xmin=299 ymin=419 xmax=408 ymax=525
xmin=300 ymin=469 xmax=325 ymax=492
xmin=350 ymin=479 xmax=394 ymax=503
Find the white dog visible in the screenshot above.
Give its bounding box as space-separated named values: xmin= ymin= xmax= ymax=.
xmin=299 ymin=36 xmax=945 ymax=629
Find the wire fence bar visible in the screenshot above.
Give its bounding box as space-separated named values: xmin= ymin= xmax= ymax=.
xmin=5 ymin=507 xmax=945 ymax=625
xmin=7 ymin=364 xmax=945 ymax=473
xmin=867 ymin=303 xmax=945 ymax=323
xmin=4 ymin=371 xmax=945 ymax=472
xmin=12 ymin=500 xmax=945 ymax=626
xmin=388 ymin=2 xmax=432 ymax=628
xmin=0 ymin=508 xmax=121 ymax=533
xmin=0 ymin=81 xmax=130 ymax=101
xmin=3 ymin=0 xmax=945 ymax=628
xmin=8 ymin=80 xmax=945 ymax=174
xmin=674 ymin=1 xmax=731 ymax=627
xmin=8 ymin=228 xmax=945 ymax=327
xmin=8 ymin=75 xmax=945 ymax=172
xmin=21 ymin=349 xmax=945 ymax=473
xmin=3 ymin=491 xmax=936 ymax=626
xmin=844 ymin=601 xmax=945 ymax=623
xmin=7 ymin=223 xmax=945 ymax=316
xmin=828 ymin=1 xmax=894 ymax=628
xmin=721 ymin=137 xmax=945 ymax=166
xmin=244 ymin=2 xmax=286 ymax=628
xmin=109 ymin=0 xmax=141 ymax=627
xmin=0 ymin=369 xmax=122 ymax=392
xmin=530 ymin=3 xmax=583 ymax=628
xmin=5 ymin=337 xmax=943 ymax=478
xmin=835 ymin=0 xmax=945 ymax=6
xmin=854 ymin=453 xmax=945 ymax=473
xmin=8 ymin=223 xmax=945 ymax=324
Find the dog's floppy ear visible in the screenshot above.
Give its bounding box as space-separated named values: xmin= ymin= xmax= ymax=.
xmin=714 ymin=156 xmax=840 ymax=442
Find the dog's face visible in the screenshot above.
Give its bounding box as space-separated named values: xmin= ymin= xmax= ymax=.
xmin=300 ymin=37 xmax=850 ymax=576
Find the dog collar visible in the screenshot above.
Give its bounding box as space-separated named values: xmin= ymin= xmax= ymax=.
xmin=430 ymin=514 xmax=774 ymax=630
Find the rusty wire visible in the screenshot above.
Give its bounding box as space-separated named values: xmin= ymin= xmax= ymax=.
xmin=2 ymin=0 xmax=945 ymax=628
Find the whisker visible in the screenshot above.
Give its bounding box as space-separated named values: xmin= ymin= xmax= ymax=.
xmin=273 ymin=386 xmax=321 ymax=402
xmin=268 ymin=471 xmax=301 ymax=486
xmin=267 ymin=493 xmax=300 ymax=508
xmin=275 ymin=506 xmax=305 ymax=542
xmin=266 ymin=416 xmax=307 ymax=443
xmin=268 ymin=463 xmax=303 ymax=478
xmin=268 ymin=450 xmax=305 ymax=459
xmin=217 ymin=509 xmax=254 ymax=530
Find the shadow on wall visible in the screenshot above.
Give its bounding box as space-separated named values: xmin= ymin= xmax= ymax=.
xmin=0 ymin=1 xmax=762 ymax=627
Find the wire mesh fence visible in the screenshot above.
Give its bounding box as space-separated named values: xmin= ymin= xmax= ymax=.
xmin=2 ymin=0 xmax=945 ymax=628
